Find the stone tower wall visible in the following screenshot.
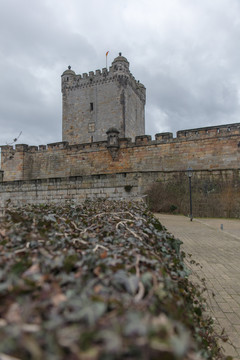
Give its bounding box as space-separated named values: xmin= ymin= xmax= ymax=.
xmin=61 ymin=55 xmax=145 ymax=144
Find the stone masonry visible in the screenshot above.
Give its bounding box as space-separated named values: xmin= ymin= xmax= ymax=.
xmin=0 ymin=54 xmax=240 ymax=209
xmin=0 ymin=169 xmax=237 ymax=212
xmin=62 ymin=53 xmax=146 ymax=144
xmin=1 ymin=123 xmax=240 ymax=182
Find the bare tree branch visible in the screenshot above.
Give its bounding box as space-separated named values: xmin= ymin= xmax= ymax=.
xmin=6 ymin=131 xmax=22 ymax=145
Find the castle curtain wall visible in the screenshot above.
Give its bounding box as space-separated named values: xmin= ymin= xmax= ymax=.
xmin=0 ymin=169 xmax=239 ymax=218
xmin=1 ymin=124 xmax=240 ymax=182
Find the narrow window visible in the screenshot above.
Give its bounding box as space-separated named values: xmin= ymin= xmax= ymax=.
xmin=90 ymin=102 xmax=94 ymax=111
xmin=88 ymin=123 xmax=95 ymax=132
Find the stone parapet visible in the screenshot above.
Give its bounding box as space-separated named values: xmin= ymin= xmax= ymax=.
xmin=1 ymin=122 xmax=240 ymax=182
xmin=177 ymin=123 xmax=240 ymax=139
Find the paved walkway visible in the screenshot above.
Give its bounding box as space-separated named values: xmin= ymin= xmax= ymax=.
xmin=155 ymin=214 xmax=240 ymax=359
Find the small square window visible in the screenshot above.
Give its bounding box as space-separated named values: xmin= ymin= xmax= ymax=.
xmin=88 ymin=123 xmax=95 ymax=132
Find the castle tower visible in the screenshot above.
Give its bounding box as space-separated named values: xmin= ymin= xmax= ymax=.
xmin=61 ymin=53 xmax=146 ymax=144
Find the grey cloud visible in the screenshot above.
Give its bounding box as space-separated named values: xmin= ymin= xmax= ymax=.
xmin=0 ymin=0 xmax=97 ymax=145
xmin=1 ymin=0 xmax=240 ymax=146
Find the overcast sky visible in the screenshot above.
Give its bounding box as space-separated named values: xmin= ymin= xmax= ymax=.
xmin=1 ymin=0 xmax=240 ymax=146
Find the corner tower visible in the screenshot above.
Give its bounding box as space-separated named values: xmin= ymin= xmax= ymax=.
xmin=61 ymin=53 xmax=146 ymax=144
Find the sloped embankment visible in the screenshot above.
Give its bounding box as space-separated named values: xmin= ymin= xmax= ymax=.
xmin=0 ymin=200 xmax=227 ymax=359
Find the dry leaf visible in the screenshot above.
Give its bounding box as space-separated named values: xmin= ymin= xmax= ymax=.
xmin=93 ymin=266 xmax=101 ymax=276
xmin=52 ymin=293 xmax=67 ymax=306
xmin=0 ymin=353 xmax=21 ymax=360
xmin=22 ymin=263 xmax=40 ymax=277
xmin=100 ymin=250 xmax=108 ymax=259
xmin=5 ymin=303 xmax=22 ymax=324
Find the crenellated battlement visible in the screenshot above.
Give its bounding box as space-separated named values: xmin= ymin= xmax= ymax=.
xmin=1 ymin=121 xmax=240 ymax=182
xmin=61 ymin=69 xmax=146 ymax=104
xmin=61 ymin=56 xmax=146 ymax=104
xmin=177 ymin=123 xmax=240 ymax=138
xmin=1 ymin=123 xmax=240 ymax=158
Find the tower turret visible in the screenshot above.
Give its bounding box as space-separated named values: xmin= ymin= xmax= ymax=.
xmin=110 ymin=52 xmax=130 ymax=73
xmin=61 ymin=66 xmax=76 ymax=90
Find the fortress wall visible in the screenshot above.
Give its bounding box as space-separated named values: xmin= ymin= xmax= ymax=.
xmin=0 ymin=145 xmax=27 ymax=181
xmin=0 ymin=169 xmax=238 ymax=217
xmin=0 ymin=173 xmax=141 ymax=211
xmin=1 ymin=123 xmax=240 ymax=182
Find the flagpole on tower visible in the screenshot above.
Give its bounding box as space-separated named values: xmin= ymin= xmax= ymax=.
xmin=106 ymin=51 xmax=109 ymax=68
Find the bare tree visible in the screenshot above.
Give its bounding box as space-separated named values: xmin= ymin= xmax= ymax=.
xmin=6 ymin=131 xmax=22 ymax=145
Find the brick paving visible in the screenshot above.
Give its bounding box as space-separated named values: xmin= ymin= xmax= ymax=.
xmin=155 ymin=214 xmax=240 ymax=359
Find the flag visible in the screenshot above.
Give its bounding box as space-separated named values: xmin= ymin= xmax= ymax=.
xmin=106 ymin=51 xmax=109 ymax=56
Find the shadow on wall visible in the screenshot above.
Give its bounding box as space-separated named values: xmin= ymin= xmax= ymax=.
xmin=145 ymin=174 xmax=240 ymax=218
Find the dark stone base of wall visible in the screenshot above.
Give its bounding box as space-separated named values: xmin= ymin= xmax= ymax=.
xmin=0 ymin=169 xmax=239 ymax=218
